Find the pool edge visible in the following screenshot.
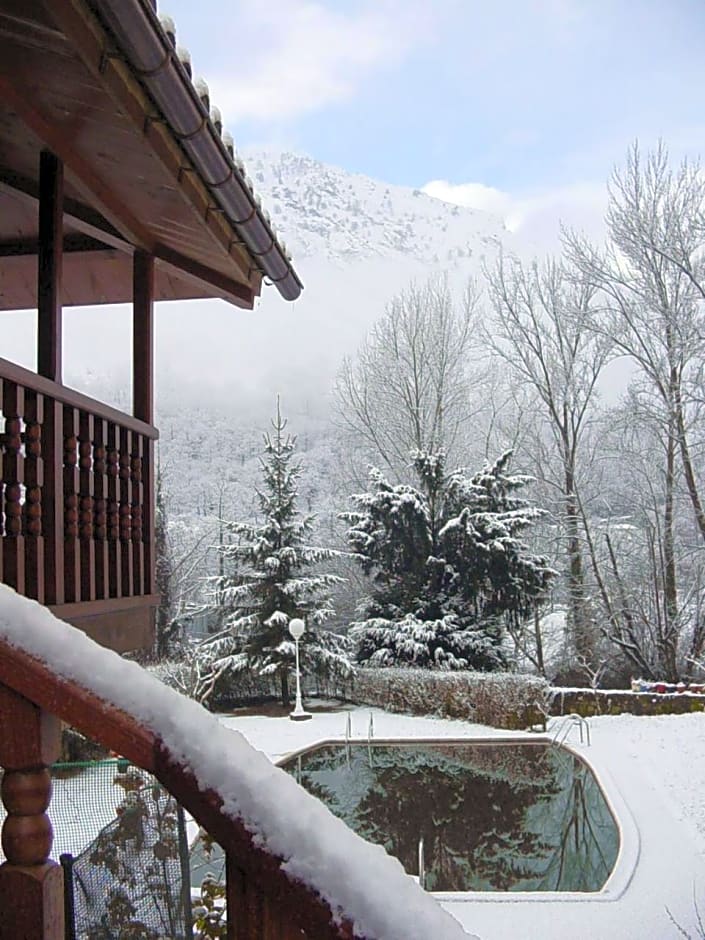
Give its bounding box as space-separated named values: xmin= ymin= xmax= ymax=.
xmin=275 ymin=733 xmax=641 ymax=905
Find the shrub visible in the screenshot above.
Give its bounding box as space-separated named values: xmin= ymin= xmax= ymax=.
xmin=346 ymin=667 xmax=549 ymax=729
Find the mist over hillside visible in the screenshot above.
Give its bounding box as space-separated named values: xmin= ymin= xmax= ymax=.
xmin=0 ymin=149 xmax=513 ymax=422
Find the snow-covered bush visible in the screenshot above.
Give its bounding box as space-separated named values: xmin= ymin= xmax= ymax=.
xmin=348 ymin=666 xmax=550 ymax=729
xmin=350 ymin=614 xmax=502 ymax=671
xmin=150 ymin=657 xmax=277 ymax=707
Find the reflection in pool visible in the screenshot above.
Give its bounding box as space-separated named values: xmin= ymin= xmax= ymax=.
xmin=279 ymin=742 xmax=619 ymax=892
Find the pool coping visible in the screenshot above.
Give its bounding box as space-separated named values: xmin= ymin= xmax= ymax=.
xmin=275 ymin=734 xmax=641 ymax=905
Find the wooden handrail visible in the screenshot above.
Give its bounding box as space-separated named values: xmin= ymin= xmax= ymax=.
xmin=0 ymin=356 xmax=158 ymax=439
xmin=0 ymin=634 xmax=355 ymax=939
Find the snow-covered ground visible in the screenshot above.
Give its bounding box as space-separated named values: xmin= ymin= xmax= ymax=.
xmin=221 ymin=706 xmax=705 ymax=940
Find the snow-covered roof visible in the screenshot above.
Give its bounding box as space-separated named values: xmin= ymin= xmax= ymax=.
xmin=0 ymin=585 xmax=473 ymax=940
xmin=93 ymin=0 xmax=301 ymax=302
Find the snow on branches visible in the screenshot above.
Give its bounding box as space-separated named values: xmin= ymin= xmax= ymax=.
xmin=344 ymin=451 xmax=553 ymax=670
xmin=196 ymin=400 xmax=352 ymax=706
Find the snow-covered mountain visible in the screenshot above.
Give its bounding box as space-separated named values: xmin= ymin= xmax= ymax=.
xmin=244 ymin=150 xmax=507 ymax=266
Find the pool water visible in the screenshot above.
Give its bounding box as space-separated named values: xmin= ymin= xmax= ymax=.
xmin=280 ymin=742 xmax=619 ymax=892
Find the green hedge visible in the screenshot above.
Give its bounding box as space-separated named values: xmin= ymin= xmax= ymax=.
xmin=346 ymin=667 xmax=550 ymax=730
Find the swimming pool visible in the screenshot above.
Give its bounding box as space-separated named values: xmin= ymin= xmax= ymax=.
xmin=279 ymin=740 xmax=619 ymax=893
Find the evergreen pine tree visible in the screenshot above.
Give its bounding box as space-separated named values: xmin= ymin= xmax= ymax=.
xmin=344 ymin=451 xmax=553 ymax=670
xmin=199 ymin=400 xmax=351 ymax=705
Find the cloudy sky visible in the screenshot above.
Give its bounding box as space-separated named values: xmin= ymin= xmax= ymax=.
xmin=164 ymin=0 xmax=705 ymax=238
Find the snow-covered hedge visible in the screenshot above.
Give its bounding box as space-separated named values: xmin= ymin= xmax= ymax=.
xmin=346 ymin=667 xmax=549 ymax=730
xmin=551 ymin=688 xmax=705 ymax=717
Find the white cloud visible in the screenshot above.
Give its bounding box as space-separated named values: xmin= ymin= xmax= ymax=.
xmin=421 ymin=177 xmax=608 ymax=251
xmin=421 ymin=180 xmax=515 ymax=222
xmin=206 ymin=0 xmax=433 ymax=122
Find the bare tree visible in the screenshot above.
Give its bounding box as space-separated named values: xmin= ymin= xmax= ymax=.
xmin=484 ymin=254 xmax=610 ymax=663
xmin=334 ymin=276 xmax=484 ymax=482
xmin=593 ymin=395 xmax=705 ymax=681
xmin=153 ymin=467 xmax=214 ymax=660
xmin=565 ymin=142 xmax=705 ymax=551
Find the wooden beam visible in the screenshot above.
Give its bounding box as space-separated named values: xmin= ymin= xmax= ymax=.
xmin=156 ymin=243 xmax=255 ymax=308
xmin=0 ymin=233 xmax=111 ymax=257
xmin=37 ymin=151 xmax=63 ymax=382
xmin=0 ymin=167 xmax=130 ymax=253
xmin=133 ymin=251 xmax=154 ymax=425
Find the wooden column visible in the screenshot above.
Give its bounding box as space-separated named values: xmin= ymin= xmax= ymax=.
xmin=0 ymin=684 xmax=63 ymax=940
xmin=132 ymin=251 xmax=154 ymax=425
xmin=132 ymin=252 xmax=156 ymax=617
xmin=37 ymin=151 xmax=64 ymax=383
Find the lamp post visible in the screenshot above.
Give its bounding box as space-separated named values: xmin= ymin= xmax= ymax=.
xmin=289 ymin=617 xmax=311 ymax=721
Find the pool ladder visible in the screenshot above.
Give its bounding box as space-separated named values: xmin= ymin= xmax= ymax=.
xmin=343 ymin=712 xmax=376 ymax=763
xmin=551 ymin=713 xmax=591 ymax=747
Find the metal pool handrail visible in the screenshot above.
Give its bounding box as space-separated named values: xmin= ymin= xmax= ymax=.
xmin=551 ymin=713 xmax=591 ymax=747
xmin=418 ymin=837 xmax=425 ymax=890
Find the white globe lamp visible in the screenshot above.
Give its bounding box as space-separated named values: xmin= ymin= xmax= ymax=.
xmin=289 ymin=617 xmax=311 ymax=721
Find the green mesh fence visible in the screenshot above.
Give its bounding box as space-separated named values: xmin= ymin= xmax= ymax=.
xmin=50 ymin=759 xmax=192 ymax=940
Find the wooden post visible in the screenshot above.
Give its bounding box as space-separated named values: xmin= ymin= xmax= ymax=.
xmin=37 ymin=151 xmax=63 ymax=383
xmin=0 ymin=684 xmax=63 ymax=940
xmin=133 ymin=251 xmax=154 ymax=425
xmin=133 ymin=251 xmax=155 ymax=624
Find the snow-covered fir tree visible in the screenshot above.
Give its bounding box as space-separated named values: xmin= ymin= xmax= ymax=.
xmin=343 ymin=451 xmax=553 ymax=670
xmin=197 ymin=400 xmax=352 ymax=706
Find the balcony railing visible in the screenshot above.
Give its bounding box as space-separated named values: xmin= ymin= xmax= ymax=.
xmin=0 ymin=356 xmax=158 ymax=647
xmin=0 ymin=622 xmax=358 ymax=939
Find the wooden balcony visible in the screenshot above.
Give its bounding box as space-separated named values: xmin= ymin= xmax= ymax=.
xmin=0 ymin=356 xmax=158 ymax=652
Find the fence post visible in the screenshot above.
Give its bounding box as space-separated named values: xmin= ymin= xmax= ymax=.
xmin=59 ymin=854 xmax=76 ymax=940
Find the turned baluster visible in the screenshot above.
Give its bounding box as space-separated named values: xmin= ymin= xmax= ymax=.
xmin=119 ymin=427 xmax=134 ymax=597
xmin=0 ymin=684 xmax=63 ymax=940
xmin=78 ymin=411 xmax=95 ymax=602
xmin=2 ymin=381 xmax=25 ymax=593
xmin=142 ymin=436 xmax=155 ymax=596
xmin=63 ymin=406 xmax=80 ymax=603
xmin=130 ymin=440 xmax=144 ymax=595
xmin=23 ymin=392 xmax=44 ymax=603
xmin=106 ymin=422 xmax=121 ymax=598
xmin=93 ymin=418 xmax=109 ymax=600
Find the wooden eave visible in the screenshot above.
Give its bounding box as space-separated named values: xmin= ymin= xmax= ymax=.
xmin=0 ymin=0 xmax=265 ymax=310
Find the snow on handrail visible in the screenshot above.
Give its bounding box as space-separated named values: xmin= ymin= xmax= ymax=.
xmin=0 ymin=586 xmax=473 ymax=940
